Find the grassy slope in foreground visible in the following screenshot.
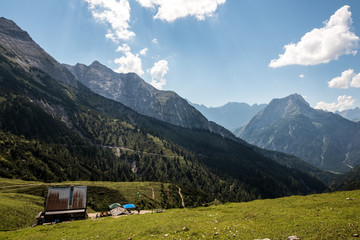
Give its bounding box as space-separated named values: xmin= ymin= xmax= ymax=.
xmin=1 ymin=190 xmax=359 ymax=239
xmin=0 ymin=178 xmax=210 ymax=231
xmin=0 ymin=193 xmax=43 ymax=231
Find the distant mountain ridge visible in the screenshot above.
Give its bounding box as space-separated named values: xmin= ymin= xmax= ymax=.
xmin=336 ymin=107 xmax=360 ymax=122
xmin=64 ymin=61 xmax=229 ymax=137
xmin=189 ymin=101 xmax=266 ymax=131
xmin=237 ymin=94 xmax=360 ymax=173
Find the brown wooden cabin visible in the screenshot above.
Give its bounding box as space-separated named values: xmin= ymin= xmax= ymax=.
xmin=42 ymin=186 xmax=87 ymax=223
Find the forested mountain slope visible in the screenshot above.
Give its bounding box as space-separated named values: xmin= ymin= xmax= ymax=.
xmin=0 ymin=17 xmax=327 ymax=202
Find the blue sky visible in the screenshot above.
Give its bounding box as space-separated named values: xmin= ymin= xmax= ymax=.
xmin=1 ymin=0 xmax=360 ymax=111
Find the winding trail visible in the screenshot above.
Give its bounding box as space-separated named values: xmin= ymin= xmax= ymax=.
xmin=177 ymin=186 xmax=185 ymax=208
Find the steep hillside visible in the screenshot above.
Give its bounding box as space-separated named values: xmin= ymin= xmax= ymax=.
xmin=64 ymin=61 xmax=224 ymax=134
xmin=0 ymin=17 xmax=77 ymax=87
xmin=237 ymin=94 xmax=360 ymax=173
xmin=330 ymin=164 xmax=360 ymax=191
xmin=190 ymin=101 xmax=266 ymax=131
xmin=0 ymin=17 xmax=327 ymax=202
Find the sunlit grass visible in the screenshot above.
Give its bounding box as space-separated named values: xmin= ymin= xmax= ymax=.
xmin=0 ymin=193 xmax=43 ymax=231
xmin=0 ymin=187 xmax=359 ymax=239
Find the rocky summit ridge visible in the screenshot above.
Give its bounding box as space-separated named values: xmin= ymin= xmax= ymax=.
xmin=237 ymin=94 xmax=360 ymax=172
xmin=64 ymin=61 xmax=230 ymax=135
xmin=0 ymin=17 xmax=78 ymax=87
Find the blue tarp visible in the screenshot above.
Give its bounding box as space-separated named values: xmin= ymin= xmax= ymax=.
xmin=122 ymin=204 xmax=135 ymax=209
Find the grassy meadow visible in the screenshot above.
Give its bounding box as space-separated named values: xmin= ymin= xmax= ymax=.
xmin=0 ymin=193 xmax=43 ymax=231
xmin=0 ymin=177 xmax=359 ymax=239
xmin=0 ymin=178 xmax=178 ymax=231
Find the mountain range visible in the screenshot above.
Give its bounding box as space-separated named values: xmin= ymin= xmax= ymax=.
xmin=337 ymin=107 xmax=360 ymax=122
xmin=0 ymin=17 xmax=328 ymax=202
xmin=189 ymin=101 xmax=266 ymax=131
xmin=237 ymin=94 xmax=360 ymax=173
xmin=64 ymin=61 xmax=229 ymax=138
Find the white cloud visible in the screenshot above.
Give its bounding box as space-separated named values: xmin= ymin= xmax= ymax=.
xmin=85 ymin=0 xmax=135 ymax=42
xmin=114 ymin=44 xmax=144 ymax=75
xmin=328 ymin=69 xmax=360 ymax=89
xmin=269 ymin=5 xmax=359 ymax=68
xmin=139 ymin=48 xmax=148 ymax=56
xmin=315 ymin=95 xmax=356 ymax=112
xmin=136 ymin=0 xmax=226 ymax=22
xmin=152 ymin=38 xmax=158 ymax=44
xmin=299 ymin=74 xmax=305 ymax=78
xmin=149 ymin=60 xmax=169 ymax=89
xmin=328 ymin=69 xmax=354 ymax=89
xmin=116 ymin=43 xmax=131 ymax=53
xmin=350 ymin=73 xmax=360 ymax=88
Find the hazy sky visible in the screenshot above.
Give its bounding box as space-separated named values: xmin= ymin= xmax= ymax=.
xmin=1 ymin=0 xmax=360 ymax=111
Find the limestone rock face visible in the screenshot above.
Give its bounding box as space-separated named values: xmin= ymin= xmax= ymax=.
xmin=238 ymin=94 xmax=360 ymax=173
xmin=65 ymin=61 xmax=221 ymax=132
xmin=0 ymin=17 xmax=78 ymax=87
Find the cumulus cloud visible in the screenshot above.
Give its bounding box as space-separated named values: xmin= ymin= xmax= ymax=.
xmin=269 ymin=5 xmax=359 ymax=68
xmin=149 ymin=60 xmax=169 ymax=89
xmin=351 ymin=73 xmax=360 ymax=88
xmin=139 ymin=48 xmax=148 ymax=55
xmin=152 ymin=38 xmax=158 ymax=44
xmin=328 ymin=69 xmax=360 ymax=89
xmin=136 ymin=0 xmax=226 ymax=22
xmin=84 ymin=0 xmax=135 ymax=42
xmin=315 ymin=95 xmax=356 ymax=112
xmin=114 ymin=44 xmax=144 ymax=75
xmin=299 ymin=74 xmax=305 ymax=78
xmin=328 ymin=69 xmax=354 ymax=89
xmin=115 ymin=43 xmax=131 ymax=53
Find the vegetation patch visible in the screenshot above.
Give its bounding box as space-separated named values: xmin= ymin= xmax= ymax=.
xmin=0 ymin=190 xmax=359 ymax=239
xmin=0 ymin=193 xmax=43 ymax=231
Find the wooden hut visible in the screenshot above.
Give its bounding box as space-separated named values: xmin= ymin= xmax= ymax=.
xmin=41 ymin=186 xmax=87 ymax=223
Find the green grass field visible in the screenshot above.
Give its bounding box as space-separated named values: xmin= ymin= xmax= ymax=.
xmin=0 ymin=177 xmax=359 ymax=239
xmin=0 ymin=178 xmax=173 ymax=231
xmin=0 ymin=178 xmax=169 ymax=203
xmin=0 ymin=193 xmax=43 ymax=231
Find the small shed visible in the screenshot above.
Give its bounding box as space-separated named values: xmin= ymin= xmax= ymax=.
xmin=42 ymin=186 xmax=87 ymax=223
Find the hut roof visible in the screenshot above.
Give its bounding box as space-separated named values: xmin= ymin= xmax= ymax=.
xmin=45 ymin=186 xmax=87 ymax=211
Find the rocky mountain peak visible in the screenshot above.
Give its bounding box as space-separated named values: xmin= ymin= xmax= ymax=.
xmin=238 ymin=94 xmax=360 ymax=173
xmin=0 ymin=17 xmax=78 ymax=87
xmin=269 ymin=93 xmax=309 ymax=108
xmin=0 ymin=17 xmax=33 ymax=42
xmin=89 ymin=60 xmax=107 ymax=69
xmin=64 ymin=61 xmax=235 ymax=137
xmin=265 ymin=93 xmax=313 ymax=119
xmin=285 ymin=93 xmax=309 ymax=107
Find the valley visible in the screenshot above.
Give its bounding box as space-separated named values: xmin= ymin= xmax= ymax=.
xmin=0 ymin=17 xmax=327 ymax=204
xmin=1 ymin=4 xmax=360 ymax=239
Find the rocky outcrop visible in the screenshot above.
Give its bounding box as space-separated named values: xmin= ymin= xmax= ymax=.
xmin=0 ymin=17 xmax=78 ymax=87
xmin=238 ymin=94 xmax=360 ymax=172
xmin=65 ymin=61 xmax=221 ymax=132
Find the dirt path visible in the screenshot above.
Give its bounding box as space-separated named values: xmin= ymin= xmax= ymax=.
xmin=178 ymin=186 xmax=185 ymax=208
xmin=88 ymin=210 xmax=152 ymax=219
